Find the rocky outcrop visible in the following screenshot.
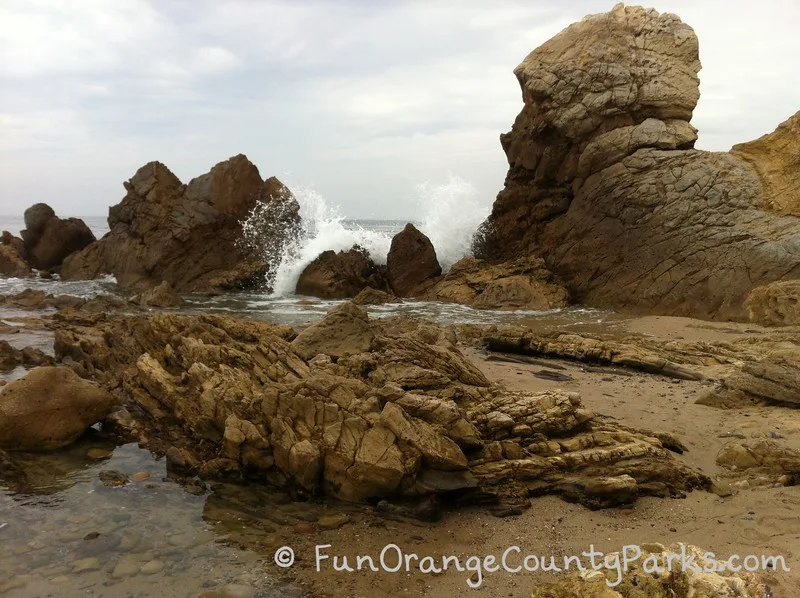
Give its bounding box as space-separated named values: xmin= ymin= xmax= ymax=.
xmin=352 ymin=287 xmax=400 ymax=305
xmin=745 ymin=280 xmax=800 ymax=326
xmin=131 ymin=281 xmax=183 ymax=308
xmin=425 ymin=256 xmax=569 ymax=310
xmin=0 ymin=366 xmax=115 ymax=450
xmin=716 ymin=439 xmax=800 ymax=488
xmin=48 ymin=304 xmax=708 ymax=509
xmin=0 ymin=244 xmax=30 ymax=278
xmin=531 ymin=543 xmax=769 ymax=598
xmin=386 ymin=224 xmax=441 ymax=296
xmin=476 ymin=5 xmax=800 ymax=320
xmin=0 ymin=289 xmax=128 ymax=313
xmin=0 ymin=340 xmax=53 ymax=371
xmin=296 ymin=247 xmax=388 ymax=299
xmin=20 ymin=203 xmax=95 ymax=271
xmin=61 ymin=155 xmax=299 ymax=293
xmin=699 ymin=351 xmax=800 ymax=408
xmin=732 ymin=111 xmax=800 ymax=216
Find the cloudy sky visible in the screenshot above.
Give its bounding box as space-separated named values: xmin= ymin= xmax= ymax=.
xmin=1 ymin=0 xmax=799 ymax=220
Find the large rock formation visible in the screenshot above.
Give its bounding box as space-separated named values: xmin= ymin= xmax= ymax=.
xmin=61 ymin=155 xmax=299 ymax=293
xmin=744 ymin=280 xmax=800 ymax=327
xmin=296 ymin=247 xmax=388 ymax=299
xmin=476 ymin=4 xmax=800 ymax=320
xmin=386 ymin=223 xmax=442 ymax=296
xmin=48 ymin=304 xmax=708 ymax=509
xmin=0 ymin=366 xmax=115 ymax=451
xmin=17 ymin=203 xmax=95 ymax=271
xmin=425 ymin=256 xmax=569 ymax=310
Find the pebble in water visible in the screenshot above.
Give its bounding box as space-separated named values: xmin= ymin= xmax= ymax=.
xmin=140 ymin=560 xmax=165 ymax=575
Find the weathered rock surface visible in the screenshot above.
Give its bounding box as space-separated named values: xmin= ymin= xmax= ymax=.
xmin=47 ymin=304 xmax=708 ymax=509
xmin=0 ymin=340 xmax=53 ymax=371
xmin=424 ymin=256 xmax=569 ymax=310
xmin=61 ymin=155 xmax=299 ymax=293
xmin=0 ymin=244 xmax=30 ymax=278
xmin=745 ymin=280 xmax=800 ymax=327
xmin=699 ymin=351 xmax=800 ymax=408
xmin=131 ymin=281 xmax=183 ymax=308
xmin=530 ymin=543 xmax=769 ymax=597
xmin=386 ymin=224 xmax=441 ymax=296
xmin=20 ymin=203 xmax=95 ymax=271
xmin=352 ymin=287 xmax=400 ymax=305
xmin=716 ymin=439 xmax=800 ymax=488
xmin=0 ymin=289 xmax=129 ymax=313
xmin=0 ymin=366 xmax=115 ymax=450
xmin=732 ymin=111 xmax=800 ymax=216
xmin=296 ymin=247 xmax=387 ymax=299
xmin=476 ymin=5 xmax=800 ymax=320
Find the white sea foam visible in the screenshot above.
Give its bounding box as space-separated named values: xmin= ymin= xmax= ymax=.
xmin=242 ymin=176 xmax=492 ymax=297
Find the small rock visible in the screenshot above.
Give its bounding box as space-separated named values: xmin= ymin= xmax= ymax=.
xmin=72 ymin=558 xmax=101 ymax=573
xmin=140 ymin=560 xmax=165 ymax=575
xmin=220 ymin=584 xmax=257 ymax=598
xmin=293 ymin=521 xmax=317 ymax=534
xmin=317 ymin=514 xmax=350 ymax=531
xmin=111 ymin=559 xmax=140 ymax=578
xmin=99 ymin=470 xmax=129 ymax=487
xmin=86 ymin=447 xmax=113 ymax=460
xmin=132 ymin=471 xmax=150 ymax=482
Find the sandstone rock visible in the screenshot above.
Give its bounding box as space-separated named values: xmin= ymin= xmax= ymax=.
xmin=425 ymin=256 xmax=568 ymax=310
xmin=386 ymin=223 xmax=441 ymax=296
xmin=732 ymin=111 xmax=800 ymax=216
xmin=29 ymin=217 xmax=95 ymax=270
xmin=131 ymin=281 xmax=183 ymax=308
xmin=0 ymin=366 xmax=115 ymax=450
xmin=716 ymin=439 xmax=800 ymax=486
xmin=0 ymin=244 xmax=30 ymax=278
xmin=61 ymin=155 xmax=299 ymax=293
xmin=291 ymin=302 xmax=374 ymax=360
xmin=530 ymin=543 xmax=769 ymax=597
xmin=296 ymin=247 xmax=387 ymax=299
xmin=0 ymin=340 xmax=53 ymax=371
xmin=476 ymin=5 xmax=800 ymax=320
xmin=745 ymin=280 xmax=800 ymax=326
xmin=352 ymin=286 xmax=400 ymax=305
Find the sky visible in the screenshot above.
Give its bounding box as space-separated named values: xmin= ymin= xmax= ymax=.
xmin=1 ymin=0 xmax=799 ymax=220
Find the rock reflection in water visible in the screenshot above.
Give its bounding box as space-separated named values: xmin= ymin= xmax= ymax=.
xmin=0 ymin=442 xmax=301 ymax=598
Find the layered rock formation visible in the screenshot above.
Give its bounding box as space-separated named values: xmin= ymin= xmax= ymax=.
xmin=61 ymin=155 xmax=299 ymax=293
xmin=47 ymin=303 xmax=708 ymax=509
xmin=296 ymin=247 xmax=388 ymax=299
xmin=476 ymin=4 xmax=800 ymax=320
xmin=21 ymin=203 xmax=95 ymax=271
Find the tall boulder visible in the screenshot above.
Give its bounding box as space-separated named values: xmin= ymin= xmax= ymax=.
xmin=475 ymin=4 xmax=800 ymax=320
xmin=296 ymin=247 xmax=388 ymax=299
xmin=386 ymin=223 xmax=442 ymax=296
xmin=61 ymin=155 xmax=300 ymax=293
xmin=19 ymin=203 xmax=95 ymax=271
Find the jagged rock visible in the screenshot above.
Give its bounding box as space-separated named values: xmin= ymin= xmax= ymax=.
xmin=47 ymin=307 xmax=708 ymax=509
xmin=425 ymin=256 xmax=569 ymax=310
xmin=732 ymin=111 xmax=800 ymax=216
xmin=530 ymin=543 xmax=769 ymax=597
xmin=716 ymin=439 xmax=800 ymax=487
xmin=19 ymin=203 xmax=95 ymax=270
xmin=0 ymin=289 xmax=127 ymax=312
xmin=291 ymin=302 xmax=374 ymax=360
xmin=745 ymin=280 xmax=800 ymax=326
xmin=296 ymin=247 xmax=388 ymax=299
xmin=61 ymin=155 xmax=299 ymax=293
xmin=0 ymin=340 xmax=53 ymax=371
xmin=352 ymin=287 xmax=400 ymax=305
xmin=0 ymin=366 xmax=115 ymax=450
xmin=0 ymin=244 xmax=30 ymax=278
xmin=476 ymin=5 xmax=800 ymax=320
xmin=131 ymin=281 xmax=183 ymax=308
xmin=386 ymin=223 xmax=441 ymax=296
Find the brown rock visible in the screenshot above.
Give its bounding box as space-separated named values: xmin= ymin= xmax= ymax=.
xmin=291 ymin=301 xmax=374 ymax=360
xmin=61 ymin=155 xmax=299 ymax=293
xmin=475 ymin=5 xmax=800 ymax=320
xmin=352 ymin=286 xmax=400 ymax=305
xmin=0 ymin=340 xmax=54 ymax=371
xmin=386 ymin=223 xmax=441 ymax=296
xmin=296 ymin=247 xmax=387 ymax=299
xmin=21 ymin=203 xmax=56 ymax=244
xmin=0 ymin=244 xmax=31 ymax=278
xmin=0 ymin=366 xmax=115 ymax=450
xmin=131 ymin=281 xmax=183 ymax=308
xmin=29 ymin=217 xmax=95 ymax=270
xmin=745 ymin=280 xmax=800 ymax=326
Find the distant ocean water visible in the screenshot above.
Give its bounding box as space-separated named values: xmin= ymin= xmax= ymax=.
xmin=0 ymin=215 xmax=109 ymax=239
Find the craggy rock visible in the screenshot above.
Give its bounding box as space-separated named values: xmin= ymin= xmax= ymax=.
xmin=716 ymin=439 xmax=800 ymax=488
xmin=698 ymin=351 xmax=800 ymax=408
xmin=131 ymin=281 xmax=183 ymax=308
xmin=0 ymin=289 xmax=128 ymax=312
xmin=386 ymin=223 xmax=441 ymax=296
xmin=20 ymin=203 xmax=95 ymax=271
xmin=483 ymin=328 xmax=705 ymax=381
xmin=530 ymin=543 xmax=769 ymax=597
xmin=0 ymin=244 xmax=30 ymax=278
xmin=296 ymin=247 xmax=388 ymax=299
xmin=745 ymin=280 xmax=800 ymax=327
xmin=47 ymin=304 xmax=708 ymax=509
xmin=731 ymin=111 xmax=800 ymax=216
xmin=61 ymin=155 xmax=299 ymax=293
xmin=424 ymin=256 xmax=569 ymax=310
xmin=476 ymin=5 xmax=800 ymax=320
xmin=0 ymin=366 xmax=115 ymax=451
xmin=352 ymin=286 xmax=400 ymax=305
xmin=0 ymin=340 xmax=53 ymax=371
